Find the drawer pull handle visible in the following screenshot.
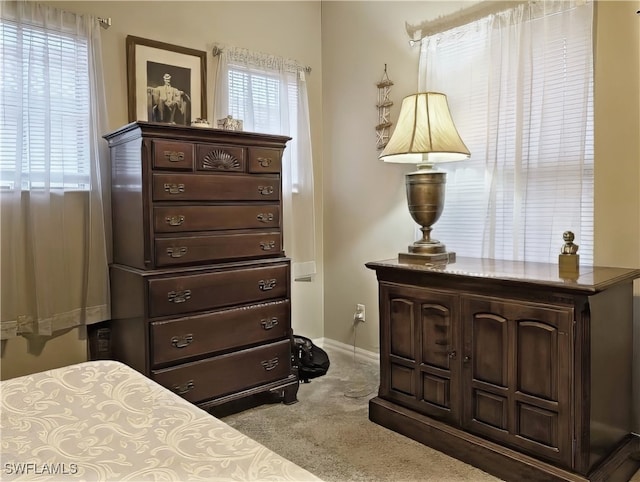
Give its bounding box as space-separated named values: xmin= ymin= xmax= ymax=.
xmin=165 ymin=215 xmax=185 ymax=226
xmin=261 ymin=317 xmax=279 ymax=330
xmin=257 ymin=157 xmax=273 ymax=168
xmin=167 ymin=247 xmax=188 ymax=258
xmin=171 ymin=334 xmax=193 ymax=348
xmin=256 ymin=213 xmax=274 ymax=223
xmin=261 ymin=357 xmax=279 ymax=371
xmin=258 ymin=185 xmax=274 ymax=195
xmin=168 ymin=289 xmax=191 ymax=303
xmin=172 ymin=380 xmax=195 ymax=395
xmin=448 ymin=350 xmax=457 ymax=359
xmin=164 ymin=150 xmax=185 ymax=163
xmin=258 ymin=279 xmax=277 ymax=291
xmin=164 ymin=183 xmax=185 ymax=194
xmin=260 ymin=241 xmax=276 ymax=251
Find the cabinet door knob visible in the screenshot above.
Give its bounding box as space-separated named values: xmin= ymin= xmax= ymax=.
xmin=464 ymin=355 xmax=472 ymax=363
xmin=448 ymin=350 xmax=457 ymax=359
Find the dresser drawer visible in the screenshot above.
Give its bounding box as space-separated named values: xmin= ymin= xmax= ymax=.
xmin=155 ymin=231 xmax=282 ymax=266
xmin=152 ymin=339 xmax=292 ymax=403
xmin=196 ymin=143 xmax=245 ymax=172
xmin=150 ymin=300 xmax=290 ymax=366
xmin=154 ymin=205 xmax=280 ymax=233
xmin=152 ymin=173 xmax=280 ymax=202
xmin=147 ymin=263 xmax=289 ymax=318
xmin=248 ymin=147 xmax=282 ymax=174
xmin=153 ymin=140 xmax=194 ymax=170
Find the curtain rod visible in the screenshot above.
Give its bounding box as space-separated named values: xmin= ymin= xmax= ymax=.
xmin=405 ymin=0 xmax=530 ymax=45
xmin=98 ymin=17 xmax=111 ymax=29
xmin=212 ymin=45 xmax=311 ymax=74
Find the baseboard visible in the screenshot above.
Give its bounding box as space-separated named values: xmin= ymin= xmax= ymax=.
xmin=315 ymin=337 xmax=380 ymax=364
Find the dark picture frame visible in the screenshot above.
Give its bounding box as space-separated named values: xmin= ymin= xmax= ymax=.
xmin=126 ymin=36 xmax=207 ymax=126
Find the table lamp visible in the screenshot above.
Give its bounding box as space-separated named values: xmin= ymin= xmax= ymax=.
xmin=379 ymin=92 xmax=470 ymax=264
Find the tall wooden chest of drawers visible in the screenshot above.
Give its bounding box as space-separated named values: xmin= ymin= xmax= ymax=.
xmin=104 ymin=121 xmax=298 ymax=413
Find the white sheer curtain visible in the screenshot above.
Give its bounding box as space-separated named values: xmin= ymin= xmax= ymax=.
xmin=418 ymin=0 xmax=594 ymax=264
xmin=213 ymin=46 xmax=316 ymax=280
xmin=0 ymin=1 xmax=110 ymax=339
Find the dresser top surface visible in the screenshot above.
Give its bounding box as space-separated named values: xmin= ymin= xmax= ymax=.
xmin=366 ymin=257 xmax=640 ymax=294
xmin=103 ymin=121 xmax=291 ymax=145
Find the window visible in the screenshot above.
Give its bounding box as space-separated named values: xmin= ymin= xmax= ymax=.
xmin=1 ymin=2 xmax=110 ymax=339
xmin=420 ymin=1 xmax=594 ymax=264
xmin=0 ymin=20 xmax=91 ymax=190
xmin=227 ymin=64 xmax=301 ymax=190
xmin=213 ymin=46 xmax=316 ymax=279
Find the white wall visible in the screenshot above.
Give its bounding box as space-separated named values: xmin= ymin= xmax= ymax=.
xmin=321 ymin=1 xmax=477 ymax=354
xmin=592 ymin=0 xmax=640 ymax=433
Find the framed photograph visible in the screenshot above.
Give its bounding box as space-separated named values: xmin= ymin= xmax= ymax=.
xmin=126 ymin=36 xmax=207 ymax=126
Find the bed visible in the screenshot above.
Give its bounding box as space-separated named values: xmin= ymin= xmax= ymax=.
xmin=1 ymin=360 xmax=321 ymax=481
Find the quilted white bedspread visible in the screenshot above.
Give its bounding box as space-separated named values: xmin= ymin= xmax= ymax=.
xmin=1 ymin=360 xmax=321 ymax=481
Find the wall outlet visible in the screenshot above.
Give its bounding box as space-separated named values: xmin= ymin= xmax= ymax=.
xmin=354 ymin=303 xmax=365 ymax=323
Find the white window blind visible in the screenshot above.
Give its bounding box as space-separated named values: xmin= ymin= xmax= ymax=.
xmin=0 ymin=19 xmax=91 ymax=190
xmin=228 ymin=65 xmax=301 ymax=189
xmin=420 ymin=1 xmax=594 ymax=264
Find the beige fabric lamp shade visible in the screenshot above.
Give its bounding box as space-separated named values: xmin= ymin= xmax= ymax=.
xmin=379 ymin=92 xmax=470 ymax=165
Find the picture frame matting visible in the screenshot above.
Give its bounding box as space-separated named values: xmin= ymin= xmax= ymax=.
xmin=126 ymin=35 xmax=207 ymax=126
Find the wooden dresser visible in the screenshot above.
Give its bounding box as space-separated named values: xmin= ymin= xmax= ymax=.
xmin=104 ymin=121 xmax=298 ymax=413
xmin=366 ymin=257 xmax=640 ymax=482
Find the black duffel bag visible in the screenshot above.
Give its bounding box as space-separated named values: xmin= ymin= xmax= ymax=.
xmin=292 ymin=335 xmax=330 ymax=383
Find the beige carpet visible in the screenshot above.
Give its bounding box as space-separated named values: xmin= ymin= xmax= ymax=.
xmin=223 ymin=346 xmax=501 ymax=481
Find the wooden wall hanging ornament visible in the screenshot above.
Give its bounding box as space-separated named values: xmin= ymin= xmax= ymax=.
xmin=376 ymin=64 xmax=393 ymax=149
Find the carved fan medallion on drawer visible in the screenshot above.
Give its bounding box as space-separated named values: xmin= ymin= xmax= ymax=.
xmin=198 ymin=145 xmax=244 ymax=172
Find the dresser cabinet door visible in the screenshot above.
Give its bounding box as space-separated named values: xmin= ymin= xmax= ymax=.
xmin=461 ymin=294 xmax=573 ymax=467
xmin=379 ymin=283 xmax=461 ymax=425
